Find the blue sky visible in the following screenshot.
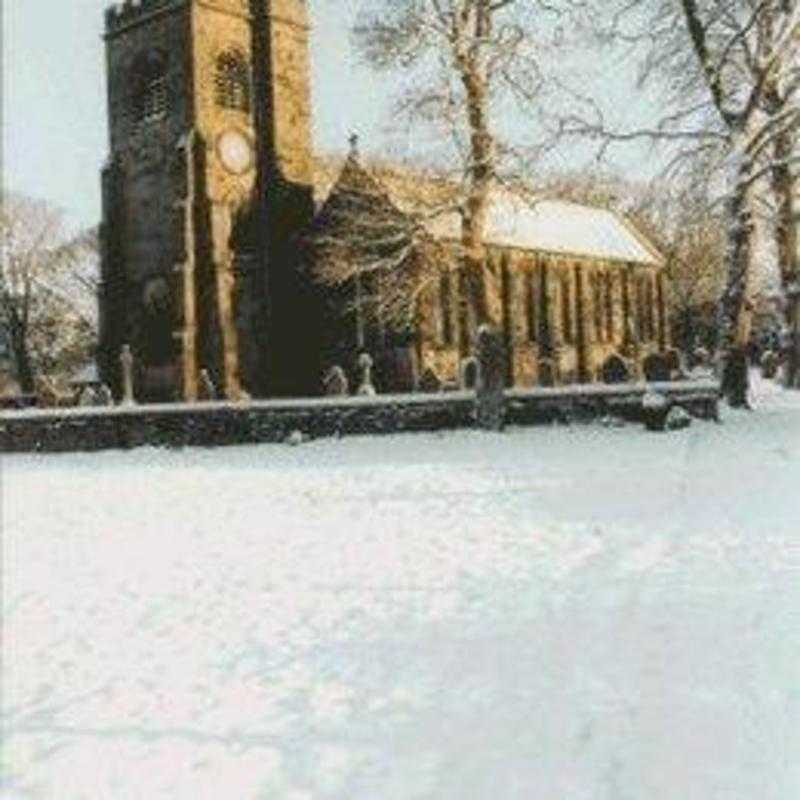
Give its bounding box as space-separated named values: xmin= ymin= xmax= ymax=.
xmin=2 ymin=1 xmax=658 ymax=232
xmin=2 ymin=1 xmax=391 ymax=230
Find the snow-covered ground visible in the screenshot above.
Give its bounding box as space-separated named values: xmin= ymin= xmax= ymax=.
xmin=2 ymin=376 xmax=799 ymax=799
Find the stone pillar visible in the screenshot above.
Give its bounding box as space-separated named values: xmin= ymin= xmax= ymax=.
xmin=475 ymin=326 xmax=506 ymax=431
xmin=119 ymin=344 xmax=135 ymax=406
xmin=357 ymin=352 xmax=376 ymax=395
xmin=211 ymin=203 xmax=242 ymax=400
xmin=175 ymin=131 xmax=199 ymax=402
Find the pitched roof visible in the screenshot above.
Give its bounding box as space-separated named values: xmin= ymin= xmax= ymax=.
xmin=313 ymin=155 xmax=663 ymax=267
xmin=427 ymin=193 xmax=664 ymax=266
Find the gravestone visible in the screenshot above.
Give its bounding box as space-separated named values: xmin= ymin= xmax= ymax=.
xmin=664 ymin=348 xmax=683 ymax=377
xmin=600 ymin=353 xmax=630 ymax=384
xmin=119 ymin=344 xmax=136 ymax=405
xmin=642 ymin=390 xmax=669 ymax=431
xmin=760 ymin=349 xmax=778 ymax=379
xmin=460 ymin=357 xmax=479 ymax=390
xmin=643 ymin=353 xmax=671 ymax=382
xmin=356 ymin=353 xmax=376 ymax=396
xmin=418 ymin=367 xmax=442 ymax=394
xmin=198 ymin=369 xmax=217 ymax=401
xmin=388 ymin=346 xmax=418 ymax=393
xmin=322 ymin=365 xmax=349 ymax=396
xmin=97 ymin=384 xmax=114 ymax=406
xmin=537 ymin=358 xmax=556 ymax=387
xmin=665 ymin=405 xmax=692 ymax=430
xmin=475 ymin=326 xmax=506 ymax=431
xmin=79 ymin=386 xmax=97 ymax=407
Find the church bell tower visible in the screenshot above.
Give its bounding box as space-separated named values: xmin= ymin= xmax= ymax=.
xmin=98 ymin=0 xmax=314 ymax=401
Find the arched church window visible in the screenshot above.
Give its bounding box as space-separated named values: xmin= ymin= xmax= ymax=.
xmin=604 ymin=272 xmax=614 ymax=341
xmin=439 ymin=270 xmax=454 ymax=346
xmin=592 ymin=273 xmax=604 ymax=341
xmin=524 ymin=267 xmax=537 ymax=343
xmin=215 ymin=50 xmax=251 ymax=112
xmin=560 ymin=273 xmax=573 ymax=344
xmin=131 ymin=51 xmax=168 ymax=124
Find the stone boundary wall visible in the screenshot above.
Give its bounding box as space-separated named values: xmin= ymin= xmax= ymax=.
xmin=0 ymin=382 xmax=719 ymax=454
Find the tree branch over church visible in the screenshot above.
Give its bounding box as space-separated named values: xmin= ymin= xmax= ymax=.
xmin=553 ymin=0 xmax=800 ymax=402
xmin=349 ymin=0 xmax=574 ymax=331
xmin=309 ymin=145 xmax=457 ymax=331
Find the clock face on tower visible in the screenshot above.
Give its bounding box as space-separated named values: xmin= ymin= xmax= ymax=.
xmin=217 ymin=128 xmax=253 ymax=175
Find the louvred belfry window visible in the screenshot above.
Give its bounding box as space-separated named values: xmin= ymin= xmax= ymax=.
xmin=131 ymin=51 xmax=168 ymax=124
xmin=215 ymin=50 xmax=251 ymax=113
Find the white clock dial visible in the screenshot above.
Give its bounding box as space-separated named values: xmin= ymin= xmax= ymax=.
xmin=217 ymin=129 xmax=253 ymax=175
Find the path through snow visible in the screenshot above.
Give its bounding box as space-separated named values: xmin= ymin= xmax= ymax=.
xmin=2 ymin=378 xmax=799 ymax=798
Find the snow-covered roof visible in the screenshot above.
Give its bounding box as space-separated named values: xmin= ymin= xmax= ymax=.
xmin=314 ymin=156 xmax=664 ymax=268
xmin=426 ymin=192 xmax=663 ymax=266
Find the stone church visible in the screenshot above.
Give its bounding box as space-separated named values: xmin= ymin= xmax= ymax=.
xmin=98 ymin=0 xmax=668 ymax=402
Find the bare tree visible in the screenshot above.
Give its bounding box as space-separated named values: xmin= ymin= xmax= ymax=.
xmin=0 ymin=193 xmax=98 ymax=393
xmin=351 ymin=0 xmax=570 ymax=332
xmin=759 ymin=3 xmax=800 ymax=386
xmin=634 ymin=183 xmax=726 ymax=354
xmin=556 ymin=0 xmax=799 ymax=404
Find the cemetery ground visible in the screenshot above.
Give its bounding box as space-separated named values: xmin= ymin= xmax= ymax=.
xmin=2 ymin=375 xmax=799 ymax=799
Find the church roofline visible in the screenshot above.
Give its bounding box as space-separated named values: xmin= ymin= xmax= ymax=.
xmin=313 ymin=153 xmax=665 ymax=268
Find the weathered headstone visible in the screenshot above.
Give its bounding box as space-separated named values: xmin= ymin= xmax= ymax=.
xmin=390 ymin=346 xmax=418 ymax=393
xmin=537 ymin=358 xmax=556 ymax=387
xmin=97 ymin=384 xmax=114 ymax=406
xmin=198 ymin=369 xmax=217 ymax=401
xmin=642 ymin=390 xmax=669 ymax=431
xmin=322 ymin=365 xmax=349 ymax=396
xmin=665 ymin=405 xmax=692 ymax=430
xmin=286 ymin=429 xmax=306 ymax=446
xmin=643 ymin=353 xmax=671 ymax=382
xmin=356 ymin=353 xmax=376 ymax=396
xmin=418 ymin=367 xmax=442 ymax=394
xmin=119 ymin=344 xmax=135 ymax=406
xmin=600 ymin=353 xmax=630 ymax=384
xmin=475 ymin=326 xmax=506 ymax=431
xmin=664 ymin=348 xmax=686 ymax=379
xmin=79 ymin=386 xmax=97 ymax=407
xmin=460 ymin=357 xmax=479 ymax=390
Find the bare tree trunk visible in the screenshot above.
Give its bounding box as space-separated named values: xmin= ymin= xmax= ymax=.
xmin=770 ymin=127 xmax=799 ymax=388
xmin=718 ymin=156 xmax=753 ymax=408
xmin=9 ymin=318 xmax=35 ymax=394
xmin=457 ymin=0 xmax=495 ymax=331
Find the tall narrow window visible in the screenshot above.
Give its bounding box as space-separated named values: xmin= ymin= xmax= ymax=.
xmin=560 ymin=274 xmax=573 ymax=344
xmin=636 ymin=276 xmax=647 ymax=341
xmin=131 ymin=51 xmax=168 ymax=124
xmin=539 ymin=262 xmax=550 ymax=348
xmin=645 ymin=275 xmax=656 ymax=341
xmin=592 ymin=274 xmax=604 ymax=341
xmin=525 ymin=268 xmax=537 ymax=343
xmin=215 ymin=50 xmax=251 ymax=112
xmin=605 ymin=273 xmax=614 ymax=342
xmin=439 ymin=271 xmax=453 ymax=347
